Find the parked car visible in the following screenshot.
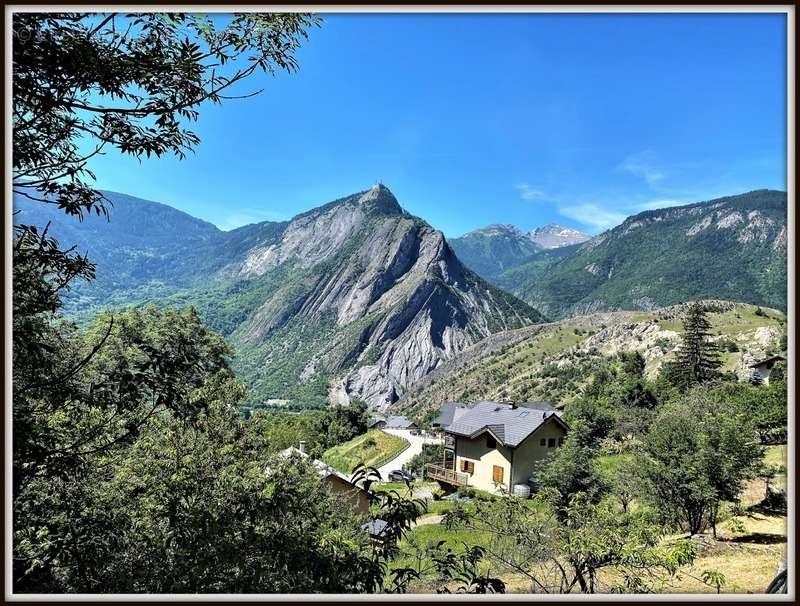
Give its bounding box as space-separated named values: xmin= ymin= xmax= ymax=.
xmin=388 ymin=469 xmax=413 ymax=482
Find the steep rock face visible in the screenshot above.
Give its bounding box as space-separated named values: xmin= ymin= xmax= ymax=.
xmin=16 ymin=184 xmax=542 ymax=409
xmin=228 ymin=185 xmax=542 ymax=409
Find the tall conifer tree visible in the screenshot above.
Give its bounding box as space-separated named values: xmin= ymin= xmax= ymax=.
xmin=673 ymin=302 xmax=722 ymax=385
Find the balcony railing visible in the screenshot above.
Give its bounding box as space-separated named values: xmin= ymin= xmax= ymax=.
xmin=426 ymin=463 xmax=469 ymax=486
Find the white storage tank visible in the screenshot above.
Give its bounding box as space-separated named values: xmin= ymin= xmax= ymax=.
xmin=512 ymin=483 xmax=531 ymax=499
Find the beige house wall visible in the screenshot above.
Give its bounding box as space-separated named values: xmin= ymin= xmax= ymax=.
xmin=454 ymin=434 xmax=512 ymax=493
xmin=453 ymin=417 xmax=569 ymax=493
xmin=326 ymin=475 xmax=370 ymax=513
xmin=510 ymin=417 xmax=568 ymax=487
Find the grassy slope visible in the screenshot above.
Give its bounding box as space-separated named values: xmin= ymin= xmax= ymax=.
xmin=398 ymin=302 xmax=786 ymax=421
xmin=321 ymin=429 xmax=410 ymax=474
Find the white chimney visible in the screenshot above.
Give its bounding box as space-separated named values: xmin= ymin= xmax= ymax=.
xmin=299 ymin=440 xmax=306 ymax=454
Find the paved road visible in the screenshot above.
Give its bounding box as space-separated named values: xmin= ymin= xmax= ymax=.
xmin=376 ymin=429 xmax=442 ymax=481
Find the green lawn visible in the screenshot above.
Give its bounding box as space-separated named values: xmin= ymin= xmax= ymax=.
xmin=321 ymin=429 xmax=409 ymax=474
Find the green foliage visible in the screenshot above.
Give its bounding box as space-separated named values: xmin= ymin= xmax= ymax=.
xmin=322 ymin=430 xmax=409 ymax=474
xmin=669 ymin=302 xmax=722 ymax=388
xmin=404 ymin=443 xmax=444 ymax=474
xmin=707 ymin=379 xmax=787 ymax=435
xmin=597 ymin=454 xmax=640 ymax=513
xmin=637 ymin=388 xmax=764 ymax=536
xmin=247 ymin=400 xmax=369 ymax=459
xmin=701 ymin=570 xmax=727 ymax=594
xmin=443 ymin=488 xmax=695 ymax=593
xmin=536 ymin=421 xmax=606 ymax=510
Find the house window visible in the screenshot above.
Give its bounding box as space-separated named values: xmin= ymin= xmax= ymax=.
xmin=558 ymin=437 xmax=565 ymax=447
xmin=486 ymin=435 xmax=497 ymax=449
xmin=548 ymin=438 xmax=556 ymax=448
xmin=493 ymin=465 xmax=504 ymax=483
xmin=460 ymin=460 xmax=475 ymax=474
xmin=540 ymin=438 xmax=546 ymax=446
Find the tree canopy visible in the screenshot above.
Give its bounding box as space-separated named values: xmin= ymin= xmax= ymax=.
xmin=13 ymin=12 xmax=319 ymax=217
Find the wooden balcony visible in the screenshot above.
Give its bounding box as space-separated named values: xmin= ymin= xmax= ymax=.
xmin=426 ymin=463 xmax=469 ymax=487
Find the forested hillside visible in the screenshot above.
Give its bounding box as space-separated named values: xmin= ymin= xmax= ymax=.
xmin=495 ymin=190 xmax=787 ymax=318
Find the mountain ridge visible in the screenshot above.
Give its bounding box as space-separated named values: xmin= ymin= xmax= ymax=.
xmin=14 ymin=184 xmax=543 ymax=409
xmin=449 ymin=221 xmax=590 ymax=280
xmin=529 ymin=223 xmax=591 ymax=249
xmin=495 ymin=189 xmax=787 ymax=318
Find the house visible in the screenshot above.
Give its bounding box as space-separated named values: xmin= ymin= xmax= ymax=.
xmin=275 ymin=442 xmax=371 ymax=513
xmin=426 ymin=401 xmax=569 ymax=494
xmin=431 ymin=402 xmax=470 ymax=430
xmin=748 ymin=355 xmax=786 ymax=385
xmin=368 ymin=416 xmax=387 ymax=430
xmin=369 ymin=415 xmax=417 ymax=430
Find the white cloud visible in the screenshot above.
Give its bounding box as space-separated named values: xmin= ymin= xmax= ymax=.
xmin=514 ymin=182 xmax=547 ymax=201
xmin=620 ymin=151 xmax=665 ymax=186
xmin=558 ymin=204 xmax=626 ymax=232
xmin=218 ymin=208 xmax=288 ymax=231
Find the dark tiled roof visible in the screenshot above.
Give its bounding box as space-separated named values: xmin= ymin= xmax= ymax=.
xmin=444 ymin=401 xmax=565 ymax=448
xmin=362 ymin=519 xmax=388 ymax=537
xmin=384 ymin=416 xmax=415 ymax=429
xmin=749 ymin=355 xmax=786 ymax=368
xmin=432 ymin=402 xmax=469 ymax=428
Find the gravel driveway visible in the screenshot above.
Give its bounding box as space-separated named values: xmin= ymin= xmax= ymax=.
xmin=376 ymin=429 xmax=442 ymax=481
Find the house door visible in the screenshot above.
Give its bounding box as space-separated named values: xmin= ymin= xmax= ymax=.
xmin=493 ymin=465 xmax=504 ymax=484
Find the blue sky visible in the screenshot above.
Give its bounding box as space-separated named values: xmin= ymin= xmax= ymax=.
xmin=88 ymin=12 xmax=787 ymax=237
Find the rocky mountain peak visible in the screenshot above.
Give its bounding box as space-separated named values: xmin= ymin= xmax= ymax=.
xmin=529 ymin=223 xmax=591 ymax=249
xmin=479 ymin=224 xmax=526 ymax=238
xmin=356 ymin=183 xmax=404 ymax=216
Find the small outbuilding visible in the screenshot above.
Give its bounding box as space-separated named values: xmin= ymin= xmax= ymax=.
xmin=274 ymin=442 xmax=371 ymax=513
xmin=368 ymin=416 xmax=387 ymax=429
xmin=748 ymin=355 xmax=786 ymax=385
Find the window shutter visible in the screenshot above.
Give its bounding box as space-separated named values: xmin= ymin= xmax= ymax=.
xmin=493 ymin=465 xmax=504 ymax=483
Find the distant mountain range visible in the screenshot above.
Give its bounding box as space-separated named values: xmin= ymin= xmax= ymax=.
xmin=529 ymin=223 xmax=592 ymax=249
xmin=449 ymin=222 xmax=590 ymax=279
xmin=14 ymin=185 xmax=542 ymax=409
xmin=491 ymin=190 xmax=787 ymax=318
xmin=15 ymin=186 xmax=787 ymax=409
